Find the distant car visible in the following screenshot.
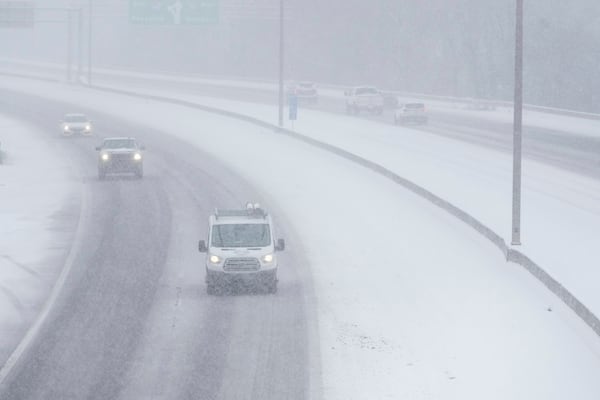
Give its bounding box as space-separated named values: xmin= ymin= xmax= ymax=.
xmin=61 ymin=113 xmax=93 ymax=136
xmin=381 ymin=92 xmax=399 ymax=109
xmin=95 ymin=137 xmax=145 ymax=180
xmin=394 ymin=103 xmax=428 ymax=125
xmin=287 ymin=81 xmax=319 ymax=104
xmin=344 ymin=86 xmax=384 ymax=115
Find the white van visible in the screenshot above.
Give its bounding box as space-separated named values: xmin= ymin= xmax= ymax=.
xmin=198 ymin=203 xmax=285 ymax=295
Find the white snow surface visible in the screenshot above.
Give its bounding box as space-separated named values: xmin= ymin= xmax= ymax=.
xmin=0 ymin=114 xmax=76 ymax=362
xmin=85 ymin=78 xmax=600 ymax=318
xmin=1 ymin=77 xmax=600 ymax=399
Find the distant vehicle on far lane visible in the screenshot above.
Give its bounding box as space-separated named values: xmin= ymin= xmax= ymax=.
xmin=344 ymin=86 xmax=384 ymax=115
xmin=394 ymin=103 xmax=428 ymax=125
xmin=286 ymin=81 xmax=319 ymax=104
xmin=381 ymin=91 xmax=399 ymax=109
xmin=95 ymin=137 xmax=145 ymax=180
xmin=61 ymin=113 xmax=93 ymax=136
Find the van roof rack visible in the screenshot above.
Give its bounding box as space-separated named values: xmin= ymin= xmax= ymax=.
xmin=214 ymin=203 xmax=267 ymax=220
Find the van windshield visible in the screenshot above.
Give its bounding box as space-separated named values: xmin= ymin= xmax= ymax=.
xmin=211 ymin=224 xmax=271 ymax=247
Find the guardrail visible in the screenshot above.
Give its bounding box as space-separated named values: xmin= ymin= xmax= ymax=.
xmin=87 ymin=82 xmax=600 ymax=338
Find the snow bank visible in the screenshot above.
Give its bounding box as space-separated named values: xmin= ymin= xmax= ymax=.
xmin=0 ymin=114 xmax=76 ymax=363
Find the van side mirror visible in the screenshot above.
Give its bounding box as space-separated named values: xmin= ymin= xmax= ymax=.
xmin=140 ymin=145 xmax=146 ymax=150
xmin=95 ymin=146 xmax=101 ymax=151
xmin=344 ymin=90 xmax=350 ymax=96
xmin=275 ymin=238 xmax=285 ymax=252
xmin=198 ymin=240 xmax=207 ymax=253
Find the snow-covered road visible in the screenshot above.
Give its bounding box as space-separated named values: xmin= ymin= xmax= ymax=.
xmin=44 ymin=75 xmax=600 ymax=323
xmin=0 ymin=78 xmax=599 ymax=399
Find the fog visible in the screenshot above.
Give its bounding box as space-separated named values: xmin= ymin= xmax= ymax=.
xmin=2 ymin=0 xmax=600 ymax=110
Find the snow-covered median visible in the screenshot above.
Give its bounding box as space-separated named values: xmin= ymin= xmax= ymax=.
xmin=1 ymin=78 xmax=599 ymax=399
xmin=0 ymin=114 xmax=77 ymax=363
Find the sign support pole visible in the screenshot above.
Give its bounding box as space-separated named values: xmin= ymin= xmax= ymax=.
xmin=278 ymin=0 xmax=284 ymax=128
xmin=87 ymin=0 xmax=92 ymax=85
xmin=66 ymin=8 xmax=72 ymax=83
xmin=511 ymin=0 xmax=524 ymax=246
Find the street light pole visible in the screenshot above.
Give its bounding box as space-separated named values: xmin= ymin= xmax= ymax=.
xmin=87 ymin=0 xmax=92 ymax=85
xmin=78 ymin=7 xmax=83 ymax=81
xmin=511 ymin=0 xmax=524 ymax=245
xmin=278 ymin=0 xmax=284 ymax=127
xmin=66 ymin=8 xmax=72 ymax=82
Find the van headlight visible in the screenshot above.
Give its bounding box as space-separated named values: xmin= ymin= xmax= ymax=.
xmin=85 ymin=124 xmax=91 ymax=131
xmin=64 ymin=125 xmax=70 ymax=131
xmin=209 ymin=255 xmax=221 ymax=264
xmin=101 ymin=153 xmax=109 ymax=161
xmin=261 ymin=254 xmax=274 ymax=263
xmin=133 ymin=153 xmax=142 ymax=161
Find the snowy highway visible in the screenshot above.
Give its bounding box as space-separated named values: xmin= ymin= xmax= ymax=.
xmin=0 ymin=91 xmax=314 ymax=399
xmin=3 ymin=1 xmax=600 ymax=398
xmin=3 ymin=58 xmax=598 ymax=180
xmin=69 ymin=66 xmax=600 ymax=181
xmin=1 ymin=80 xmax=600 ymax=399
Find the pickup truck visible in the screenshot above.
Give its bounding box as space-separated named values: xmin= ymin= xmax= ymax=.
xmin=344 ymin=86 xmax=385 ymax=115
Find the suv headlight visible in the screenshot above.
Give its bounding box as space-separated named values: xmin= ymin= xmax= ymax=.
xmin=64 ymin=125 xmax=70 ymax=131
xmin=209 ymin=255 xmax=221 ymax=264
xmin=133 ymin=153 xmax=142 ymax=161
xmin=101 ymin=153 xmax=109 ymax=161
xmin=85 ymin=124 xmax=91 ymax=131
xmin=261 ymin=254 xmax=274 ymax=264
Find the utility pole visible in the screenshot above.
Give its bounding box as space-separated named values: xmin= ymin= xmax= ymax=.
xmin=77 ymin=7 xmax=83 ymax=82
xmin=66 ymin=8 xmax=73 ymax=82
xmin=511 ymin=0 xmax=524 ymax=245
xmin=87 ymin=0 xmax=92 ymax=85
xmin=278 ymin=0 xmax=284 ymax=127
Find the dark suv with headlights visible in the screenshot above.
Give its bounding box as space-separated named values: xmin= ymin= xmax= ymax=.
xmin=96 ymin=137 xmax=145 ymax=180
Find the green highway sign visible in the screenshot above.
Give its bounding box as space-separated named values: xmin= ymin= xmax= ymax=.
xmin=129 ymin=0 xmax=218 ymax=25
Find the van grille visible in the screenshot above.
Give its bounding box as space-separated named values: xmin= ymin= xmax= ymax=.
xmin=224 ymin=258 xmax=260 ymax=272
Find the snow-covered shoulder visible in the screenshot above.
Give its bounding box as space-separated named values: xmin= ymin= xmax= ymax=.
xmin=0 ymin=114 xmax=78 ymax=364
